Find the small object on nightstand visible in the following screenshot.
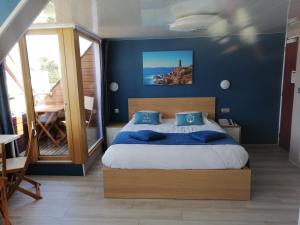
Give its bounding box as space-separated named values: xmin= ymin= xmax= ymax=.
xmin=106 ymin=122 xmax=126 ymax=147
xmin=218 ymin=118 xmax=233 ymax=126
xmin=219 ymin=122 xmax=241 ymax=143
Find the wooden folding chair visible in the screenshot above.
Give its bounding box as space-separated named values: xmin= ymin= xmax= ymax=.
xmin=1 ymin=131 xmax=42 ymax=200
xmin=61 ymin=96 xmax=95 ymax=129
xmin=0 ymin=144 xmax=11 ymax=225
xmin=84 ymin=96 xmax=95 ymax=127
xmin=35 ymin=112 xmax=60 ymax=146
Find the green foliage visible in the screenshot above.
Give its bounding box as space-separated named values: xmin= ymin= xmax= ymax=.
xmin=39 ymin=57 xmax=60 ymax=85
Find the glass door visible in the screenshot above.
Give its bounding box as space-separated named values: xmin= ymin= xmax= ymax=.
xmin=3 ymin=28 xmax=102 ymax=165
xmin=3 ymin=43 xmax=30 ymax=155
xmin=78 ymin=33 xmax=103 ymax=153
xmin=25 ymin=31 xmax=70 ymax=159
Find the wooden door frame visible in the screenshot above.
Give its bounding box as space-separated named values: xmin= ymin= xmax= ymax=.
xmin=18 ymin=36 xmax=39 ymax=162
xmin=76 ymin=29 xmax=104 ymax=156
xmin=61 ymin=28 xmax=88 ymax=164
xmin=57 ymin=28 xmax=74 ymax=161
xmin=77 ymin=29 xmax=101 ymax=44
xmin=279 ymin=37 xmax=299 ymax=150
xmin=17 ymin=27 xmax=94 ymax=164
xmin=19 ymin=29 xmax=75 ymax=162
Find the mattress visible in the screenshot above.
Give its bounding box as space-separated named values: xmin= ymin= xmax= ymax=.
xmin=102 ymin=119 xmax=249 ymax=169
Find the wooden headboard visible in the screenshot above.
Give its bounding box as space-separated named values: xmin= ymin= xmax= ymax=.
xmin=128 ymin=97 xmax=216 ymax=120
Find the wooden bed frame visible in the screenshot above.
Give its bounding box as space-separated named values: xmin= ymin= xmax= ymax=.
xmin=103 ymin=97 xmax=251 ymax=200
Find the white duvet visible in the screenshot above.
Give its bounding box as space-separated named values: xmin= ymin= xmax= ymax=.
xmin=102 ymin=119 xmax=249 ymax=169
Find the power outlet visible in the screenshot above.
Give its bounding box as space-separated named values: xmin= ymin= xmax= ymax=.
xmin=221 ymin=108 xmax=230 ymax=113
xmin=114 ymin=108 xmax=119 ymax=114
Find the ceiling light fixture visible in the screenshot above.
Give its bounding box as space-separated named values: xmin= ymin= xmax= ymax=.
xmin=169 ymin=14 xmax=221 ymax=32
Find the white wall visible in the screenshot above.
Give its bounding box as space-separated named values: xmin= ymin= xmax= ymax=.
xmin=290 ymin=37 xmax=300 ymax=166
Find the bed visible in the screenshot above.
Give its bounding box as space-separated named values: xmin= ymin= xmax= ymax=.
xmin=102 ymin=97 xmax=251 ymax=200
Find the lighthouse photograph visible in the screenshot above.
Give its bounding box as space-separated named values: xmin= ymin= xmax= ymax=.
xmin=143 ymin=50 xmax=193 ymax=85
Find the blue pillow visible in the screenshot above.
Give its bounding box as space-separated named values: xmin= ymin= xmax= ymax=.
xmin=129 ymin=130 xmax=165 ymax=141
xmin=176 ymin=112 xmax=204 ymax=126
xmin=134 ymin=111 xmax=160 ymax=125
xmin=190 ymin=131 xmax=226 ymax=143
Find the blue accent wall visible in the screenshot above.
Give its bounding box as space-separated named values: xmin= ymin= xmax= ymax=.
xmin=107 ymin=34 xmax=285 ymax=144
xmin=0 ymin=0 xmax=21 ymax=26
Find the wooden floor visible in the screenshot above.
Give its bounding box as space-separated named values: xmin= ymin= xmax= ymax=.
xmin=38 ymin=127 xmax=98 ymax=156
xmin=8 ymin=146 xmax=300 ymax=225
xmin=39 ymin=139 xmax=69 ymax=156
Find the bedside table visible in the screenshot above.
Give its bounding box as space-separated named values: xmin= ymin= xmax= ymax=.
xmin=106 ymin=123 xmax=126 ymax=147
xmin=220 ymin=123 xmax=241 ymax=143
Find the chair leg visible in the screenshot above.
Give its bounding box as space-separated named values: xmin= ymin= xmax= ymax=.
xmin=23 ymin=176 xmax=41 ymax=186
xmin=7 ymin=174 xmax=22 ymax=199
xmin=17 ymin=176 xmax=42 ymax=200
xmin=8 ymin=174 xmax=42 ymax=200
xmin=54 ymin=124 xmax=67 ymax=143
xmin=16 ymin=186 xmax=42 ymax=200
xmin=24 ymin=176 xmax=42 ymax=199
xmin=1 ymin=188 xmax=11 ymax=225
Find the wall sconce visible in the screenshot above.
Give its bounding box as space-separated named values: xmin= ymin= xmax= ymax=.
xmin=220 ymin=80 xmax=231 ymax=90
xmin=109 ymin=82 xmax=119 ymax=92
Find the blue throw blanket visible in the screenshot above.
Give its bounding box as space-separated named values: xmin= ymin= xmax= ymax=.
xmin=112 ymin=131 xmax=237 ymax=145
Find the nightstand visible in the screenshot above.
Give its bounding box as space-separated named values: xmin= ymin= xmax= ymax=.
xmin=220 ymin=123 xmax=241 ymax=143
xmin=106 ymin=123 xmax=126 ymax=147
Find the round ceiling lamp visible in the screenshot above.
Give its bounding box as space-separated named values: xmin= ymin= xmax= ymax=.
xmin=169 ymin=14 xmax=221 ymax=32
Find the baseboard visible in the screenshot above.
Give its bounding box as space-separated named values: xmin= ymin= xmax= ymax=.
xmin=242 ymin=144 xmax=279 ymax=148
xmin=27 ymin=163 xmax=84 ymax=176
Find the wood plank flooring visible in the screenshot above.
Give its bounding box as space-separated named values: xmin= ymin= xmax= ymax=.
xmin=38 ymin=127 xmax=98 ymax=156
xmin=8 ymin=146 xmax=300 ymax=225
xmin=39 ymin=139 xmax=69 ymax=156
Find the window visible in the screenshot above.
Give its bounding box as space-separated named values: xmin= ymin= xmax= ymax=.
xmin=78 ymin=35 xmax=103 ymax=151
xmin=4 ymin=43 xmax=29 ymax=152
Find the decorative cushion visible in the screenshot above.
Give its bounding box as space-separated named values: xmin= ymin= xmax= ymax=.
xmin=190 ymin=131 xmax=226 ymax=143
xmin=133 ymin=110 xmax=163 ymax=122
xmin=129 ymin=130 xmax=166 ymax=141
xmin=134 ymin=111 xmax=160 ymax=125
xmin=176 ymin=112 xmax=204 ymax=126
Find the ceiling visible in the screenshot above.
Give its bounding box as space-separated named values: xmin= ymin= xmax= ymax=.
xmin=289 ymin=0 xmax=300 ymax=19
xmin=288 ymin=0 xmax=300 ymax=37
xmin=32 ymin=0 xmax=293 ymax=39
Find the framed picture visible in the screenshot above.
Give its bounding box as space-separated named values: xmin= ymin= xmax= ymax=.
xmin=143 ymin=50 xmax=193 ymax=85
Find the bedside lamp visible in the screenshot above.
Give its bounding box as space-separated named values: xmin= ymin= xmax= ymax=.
xmin=109 ymin=82 xmax=119 ymax=92
xmin=220 ymin=80 xmax=231 ymax=90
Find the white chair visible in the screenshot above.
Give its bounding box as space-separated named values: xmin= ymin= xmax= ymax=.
xmin=84 ymin=96 xmax=94 ymax=127
xmin=60 ymin=96 xmax=95 ymax=135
